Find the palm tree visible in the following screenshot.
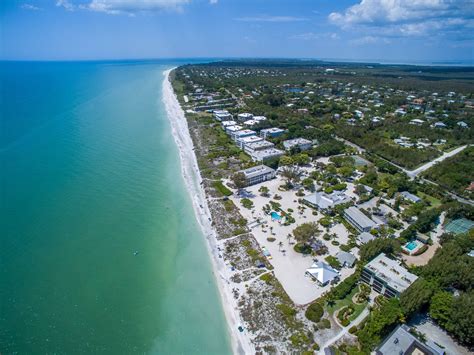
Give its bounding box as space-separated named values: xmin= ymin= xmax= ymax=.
xmin=278 ymin=241 xmax=284 ymax=251
xmin=280 ymin=166 xmax=301 ymax=188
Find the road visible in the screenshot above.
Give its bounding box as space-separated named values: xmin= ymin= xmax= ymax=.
xmin=318 ymin=307 xmax=370 ymax=354
xmin=406 ymin=145 xmax=469 ymax=178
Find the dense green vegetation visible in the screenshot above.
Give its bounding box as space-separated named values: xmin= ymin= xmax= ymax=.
xmin=423 ymin=146 xmax=474 ymax=197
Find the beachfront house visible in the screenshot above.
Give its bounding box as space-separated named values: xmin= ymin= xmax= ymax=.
xmin=244 ymin=140 xmax=275 ymax=155
xmin=376 ymin=324 xmax=445 ymax=355
xmin=239 ymin=165 xmax=276 ymax=187
xmin=361 ymin=253 xmax=418 ymax=298
xmin=283 ymin=138 xmax=312 ymax=151
xmin=306 ymin=261 xmax=340 ymax=286
xmin=225 ymin=125 xmax=243 ymax=135
xmin=213 ymin=110 xmax=233 ymax=121
xmin=250 ymin=148 xmax=285 ymax=162
xmin=236 ymin=135 xmax=263 ymax=149
xmin=303 ymin=191 xmax=350 ymax=212
xmin=344 ymin=206 xmax=377 ymax=232
xmin=260 ymin=127 xmax=286 ymax=139
xmin=231 ymin=129 xmax=256 ymax=142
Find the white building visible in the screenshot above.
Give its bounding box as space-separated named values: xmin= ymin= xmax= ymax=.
xmin=344 ymin=206 xmax=377 ymax=232
xmin=213 ymin=110 xmax=233 ymax=121
xmin=303 ymin=191 xmax=350 ymax=212
xmin=239 ymin=165 xmax=276 ymax=186
xmin=231 ymin=129 xmax=256 ymax=142
xmin=236 ymin=135 xmax=263 ymax=149
xmin=250 ymin=148 xmax=285 ymax=162
xmin=221 ymin=120 xmax=237 ymax=128
xmin=283 ymin=138 xmax=312 ymax=151
xmin=260 ymin=127 xmax=286 ymax=139
xmin=244 ymin=140 xmax=275 ymax=155
xmin=306 ymin=261 xmax=340 ymax=286
xmin=225 ymin=125 xmax=243 ymax=135
xmin=361 ymin=253 xmax=418 ymax=298
xmin=237 ymin=113 xmax=253 ymax=122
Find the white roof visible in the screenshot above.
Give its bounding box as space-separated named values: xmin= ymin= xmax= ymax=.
xmin=225 ymin=125 xmax=243 ymax=132
xmin=283 ymin=138 xmax=312 ymax=149
xmin=306 ymin=262 xmax=339 ymax=284
xmin=222 ymin=120 xmax=237 ymax=127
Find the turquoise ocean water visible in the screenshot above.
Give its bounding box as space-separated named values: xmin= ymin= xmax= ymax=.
xmin=0 ymin=60 xmax=231 ymax=354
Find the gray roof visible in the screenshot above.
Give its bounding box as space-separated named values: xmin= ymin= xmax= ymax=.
xmin=358 ymin=232 xmax=375 ymax=244
xmin=303 ymin=191 xmax=350 ymax=210
xmin=336 ymin=251 xmax=357 ymax=267
xmin=400 ymin=191 xmax=421 ymax=203
xmin=240 ymin=165 xmax=275 ymax=179
xmin=283 ymin=138 xmax=312 ymax=150
xmin=364 ymin=253 xmax=418 ymax=293
xmin=376 ymin=324 xmax=444 ymax=355
xmin=344 ymin=206 xmax=377 ymax=230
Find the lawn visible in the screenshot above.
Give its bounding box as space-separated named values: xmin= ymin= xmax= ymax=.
xmin=417 ymin=191 xmax=441 ymax=208
xmin=327 ymin=284 xmax=367 ymax=322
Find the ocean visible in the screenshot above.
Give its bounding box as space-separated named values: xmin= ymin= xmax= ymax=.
xmin=0 ymin=60 xmax=231 ymax=354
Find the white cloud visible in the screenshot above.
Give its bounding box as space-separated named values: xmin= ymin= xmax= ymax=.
xmin=329 ymin=0 xmax=474 ymax=39
xmin=21 ymin=3 xmax=41 ymax=10
xmin=350 ymin=35 xmax=390 ymax=46
xmin=235 ymin=15 xmax=308 ymax=22
xmin=209 ymin=0 xmax=218 ymax=4
xmin=56 ymin=0 xmax=196 ymax=14
xmin=290 ymin=32 xmax=340 ymax=40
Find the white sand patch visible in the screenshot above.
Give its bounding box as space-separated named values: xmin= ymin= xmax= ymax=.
xmin=162 ymin=69 xmax=253 ymax=355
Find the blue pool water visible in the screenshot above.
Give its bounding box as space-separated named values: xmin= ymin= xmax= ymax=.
xmin=271 ymin=211 xmax=282 ymax=221
xmin=405 ymin=241 xmax=418 ymax=251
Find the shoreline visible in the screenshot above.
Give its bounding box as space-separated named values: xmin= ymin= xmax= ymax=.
xmin=162 ymin=68 xmax=254 ymax=355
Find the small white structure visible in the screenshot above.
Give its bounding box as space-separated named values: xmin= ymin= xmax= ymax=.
xmin=239 ymin=165 xmax=276 ymax=186
xmin=231 ymin=129 xmax=256 ymax=142
xmin=409 ymin=119 xmax=425 ymax=126
xmin=236 ymin=135 xmax=263 ymax=149
xmin=244 ymin=140 xmax=275 ymax=154
xmin=306 ymin=261 xmax=340 ymax=286
xmin=250 ymin=148 xmax=285 ymax=162
xmin=221 ymin=120 xmax=237 ymax=128
xmin=225 ymin=125 xmax=243 ymax=135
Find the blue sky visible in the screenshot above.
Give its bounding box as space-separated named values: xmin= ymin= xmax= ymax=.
xmin=1 ymin=0 xmax=473 ymax=62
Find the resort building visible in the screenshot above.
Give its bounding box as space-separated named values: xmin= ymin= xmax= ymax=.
xmin=306 ymin=261 xmax=340 ymax=286
xmin=303 ymin=191 xmax=350 ymax=212
xmin=260 ymin=127 xmax=286 ymax=139
xmin=236 ymin=135 xmax=263 ymax=149
xmin=237 ymin=112 xmax=253 ymax=122
xmin=244 ymin=140 xmax=275 ymax=154
xmin=283 ymin=138 xmax=312 ymax=151
xmin=225 ymin=125 xmax=243 ymax=135
xmin=213 ymin=110 xmax=233 ymax=121
xmin=221 ymin=120 xmax=237 ymax=128
xmin=344 ymin=206 xmax=377 ymax=232
xmin=376 ymin=324 xmax=445 ymax=355
xmin=239 ymin=165 xmax=276 ymax=186
xmin=361 ymin=253 xmax=418 ymax=298
xmin=250 ymin=148 xmax=285 ymax=162
xmin=231 ymin=129 xmax=256 ymax=142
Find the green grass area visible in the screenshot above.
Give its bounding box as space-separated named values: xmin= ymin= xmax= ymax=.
xmin=327 ymin=285 xmax=367 ymax=322
xmin=417 ymin=191 xmax=441 ymax=208
xmin=212 ymin=180 xmax=233 ymax=196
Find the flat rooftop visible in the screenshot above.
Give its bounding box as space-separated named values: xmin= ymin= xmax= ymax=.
xmin=364 ymin=253 xmax=418 ymax=293
xmin=344 ymin=206 xmax=376 ymax=230
xmin=240 ymin=165 xmax=275 ymax=178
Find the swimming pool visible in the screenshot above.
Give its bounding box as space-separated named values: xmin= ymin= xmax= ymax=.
xmin=271 ymin=211 xmax=282 ymax=221
xmin=405 ymin=241 xmax=418 ymax=251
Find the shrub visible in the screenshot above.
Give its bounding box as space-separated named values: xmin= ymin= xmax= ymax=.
xmin=312 ymin=343 xmax=320 ymax=351
xmin=294 ymin=243 xmax=312 ymax=254
xmin=317 ymin=318 xmax=331 ymax=329
xmin=267 ymin=237 xmax=276 ymax=242
xmin=341 ymin=318 xmax=350 ymax=327
xmin=413 ymin=244 xmax=429 ymax=256
xmin=325 ymin=255 xmax=341 ymax=269
xmin=349 ymin=326 xmax=358 ymax=334
xmin=305 ymin=302 xmax=324 ymax=323
xmin=260 ymin=273 xmax=273 ymax=283
xmin=241 ymin=198 xmax=254 ymax=209
xmin=331 ymin=240 xmax=340 ymax=246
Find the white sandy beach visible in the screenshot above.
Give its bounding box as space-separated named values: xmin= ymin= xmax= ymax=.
xmin=162 ymin=68 xmax=254 ymax=355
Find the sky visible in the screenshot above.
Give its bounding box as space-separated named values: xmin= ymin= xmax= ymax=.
xmin=1 ymin=0 xmax=473 ymax=62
